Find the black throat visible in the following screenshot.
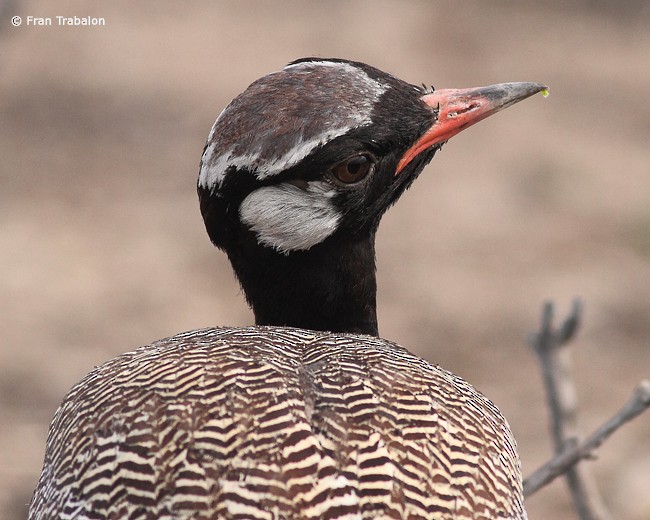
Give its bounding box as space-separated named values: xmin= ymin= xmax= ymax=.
xmin=227 ymin=233 xmax=379 ymax=336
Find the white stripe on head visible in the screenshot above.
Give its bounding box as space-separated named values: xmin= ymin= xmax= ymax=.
xmin=198 ymin=60 xmax=388 ymax=192
xmin=239 ymin=181 xmax=341 ymax=253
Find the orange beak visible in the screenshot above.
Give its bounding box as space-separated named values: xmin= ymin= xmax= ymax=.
xmin=396 ymin=82 xmax=547 ymax=175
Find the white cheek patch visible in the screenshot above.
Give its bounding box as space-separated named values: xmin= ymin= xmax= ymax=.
xmin=239 ymin=182 xmax=341 ymax=253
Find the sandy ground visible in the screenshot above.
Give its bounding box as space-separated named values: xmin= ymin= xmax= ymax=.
xmin=1 ymin=1 xmax=649 ymax=518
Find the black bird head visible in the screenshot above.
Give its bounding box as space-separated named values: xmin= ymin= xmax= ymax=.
xmin=198 ymin=58 xmax=545 ymax=335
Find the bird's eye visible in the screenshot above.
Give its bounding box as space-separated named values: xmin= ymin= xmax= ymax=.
xmin=330 ymin=155 xmax=374 ymax=184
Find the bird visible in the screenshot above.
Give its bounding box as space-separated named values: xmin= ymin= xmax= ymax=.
xmin=30 ymin=58 xmax=545 ymax=519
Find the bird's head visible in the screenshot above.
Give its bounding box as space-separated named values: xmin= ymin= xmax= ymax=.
xmin=198 ymin=58 xmax=545 ymax=256
xmin=197 ymin=58 xmax=545 ymax=334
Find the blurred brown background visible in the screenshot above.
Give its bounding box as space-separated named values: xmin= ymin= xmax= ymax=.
xmin=1 ymin=1 xmax=649 ymax=518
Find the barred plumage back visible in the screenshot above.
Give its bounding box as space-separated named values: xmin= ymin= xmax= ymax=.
xmin=31 ymin=326 xmax=525 ymax=519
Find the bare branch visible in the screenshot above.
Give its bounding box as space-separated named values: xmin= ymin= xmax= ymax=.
xmin=527 ymin=299 xmax=611 ymax=519
xmin=524 ymin=380 xmax=650 ymax=496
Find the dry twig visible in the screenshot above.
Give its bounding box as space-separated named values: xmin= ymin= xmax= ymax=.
xmin=526 ymin=299 xmax=611 ymax=519
xmin=524 ymin=379 xmax=650 ymax=496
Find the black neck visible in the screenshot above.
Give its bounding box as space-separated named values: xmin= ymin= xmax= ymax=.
xmin=228 ymin=234 xmax=378 ymax=336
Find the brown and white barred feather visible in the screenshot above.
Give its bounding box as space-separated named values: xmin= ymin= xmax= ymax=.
xmin=30 ymin=327 xmax=525 ymax=519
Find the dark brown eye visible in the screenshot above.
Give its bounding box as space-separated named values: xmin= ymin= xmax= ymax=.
xmin=330 ymin=155 xmax=374 ymax=184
